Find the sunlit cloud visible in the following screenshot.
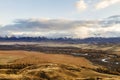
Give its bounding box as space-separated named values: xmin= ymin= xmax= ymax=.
xmin=95 ymin=0 xmax=120 ymax=9
xmin=75 ymin=0 xmax=87 ymax=11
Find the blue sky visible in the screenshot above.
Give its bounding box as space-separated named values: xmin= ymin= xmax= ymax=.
xmin=0 ymin=0 xmax=120 ymax=25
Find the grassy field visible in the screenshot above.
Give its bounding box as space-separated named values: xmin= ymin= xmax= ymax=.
xmin=0 ymin=50 xmax=120 ymax=80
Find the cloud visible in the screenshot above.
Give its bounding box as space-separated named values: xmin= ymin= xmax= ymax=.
xmin=0 ymin=17 xmax=120 ymax=38
xmin=0 ymin=19 xmax=78 ymax=38
xmin=75 ymin=0 xmax=87 ymax=11
xmin=95 ymin=0 xmax=120 ymax=9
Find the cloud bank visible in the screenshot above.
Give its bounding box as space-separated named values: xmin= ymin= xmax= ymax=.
xmin=0 ymin=16 xmax=120 ymax=38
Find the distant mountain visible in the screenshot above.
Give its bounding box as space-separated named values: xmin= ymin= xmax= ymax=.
xmin=0 ymin=36 xmax=120 ymax=44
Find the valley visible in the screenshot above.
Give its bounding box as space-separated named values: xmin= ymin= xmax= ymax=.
xmin=0 ymin=42 xmax=120 ymax=80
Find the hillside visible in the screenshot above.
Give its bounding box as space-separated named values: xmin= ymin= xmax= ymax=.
xmin=0 ymin=50 xmax=120 ymax=80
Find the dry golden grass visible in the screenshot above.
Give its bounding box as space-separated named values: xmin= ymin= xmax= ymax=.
xmin=12 ymin=51 xmax=96 ymax=68
xmin=0 ymin=50 xmax=94 ymax=68
xmin=0 ymin=50 xmax=120 ymax=80
xmin=0 ymin=50 xmax=28 ymax=64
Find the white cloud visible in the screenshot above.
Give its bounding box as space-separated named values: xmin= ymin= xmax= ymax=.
xmin=95 ymin=0 xmax=120 ymax=9
xmin=75 ymin=0 xmax=87 ymax=11
xmin=0 ymin=18 xmax=120 ymax=38
xmin=72 ymin=26 xmax=92 ymax=38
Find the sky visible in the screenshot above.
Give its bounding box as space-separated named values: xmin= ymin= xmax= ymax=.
xmin=0 ymin=0 xmax=120 ymax=25
xmin=0 ymin=0 xmax=120 ymax=38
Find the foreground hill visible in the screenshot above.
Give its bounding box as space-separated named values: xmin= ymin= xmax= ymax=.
xmin=0 ymin=50 xmax=120 ymax=80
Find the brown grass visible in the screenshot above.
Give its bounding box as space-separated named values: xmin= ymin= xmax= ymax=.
xmin=0 ymin=51 xmax=28 ymax=64
xmin=0 ymin=50 xmax=120 ymax=80
xmin=7 ymin=50 xmax=95 ymax=68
